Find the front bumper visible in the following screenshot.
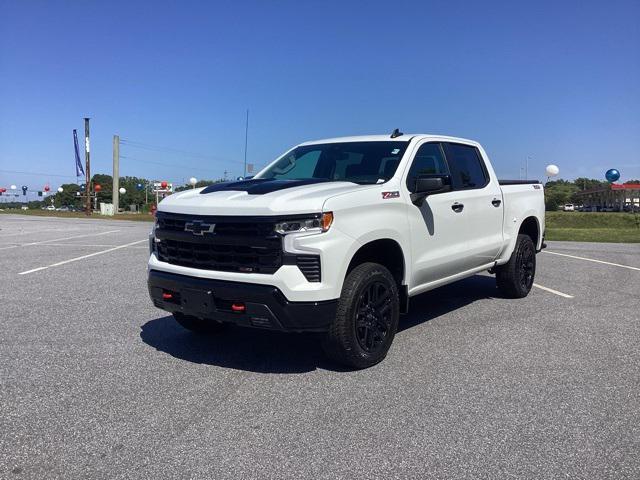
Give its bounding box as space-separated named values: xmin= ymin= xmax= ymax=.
xmin=148 ymin=270 xmax=337 ymax=332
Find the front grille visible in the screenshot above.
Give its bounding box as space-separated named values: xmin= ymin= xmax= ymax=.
xmin=155 ymin=212 xmax=282 ymax=274
xmin=296 ymin=255 xmax=321 ymax=282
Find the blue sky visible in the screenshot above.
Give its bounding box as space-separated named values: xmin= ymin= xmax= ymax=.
xmin=1 ymin=0 xmax=639 ymax=192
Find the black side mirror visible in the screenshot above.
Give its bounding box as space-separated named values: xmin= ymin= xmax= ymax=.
xmin=410 ymin=174 xmax=451 ymax=206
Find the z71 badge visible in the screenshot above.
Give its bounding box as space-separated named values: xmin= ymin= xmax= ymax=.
xmin=382 ymin=191 xmax=400 ymax=199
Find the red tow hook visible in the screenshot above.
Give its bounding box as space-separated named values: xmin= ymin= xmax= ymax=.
xmin=162 ymin=292 xmax=173 ymax=300
xmin=231 ymin=303 xmax=246 ymax=313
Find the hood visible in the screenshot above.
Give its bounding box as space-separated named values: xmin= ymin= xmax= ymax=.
xmin=158 ymin=179 xmax=371 ymax=216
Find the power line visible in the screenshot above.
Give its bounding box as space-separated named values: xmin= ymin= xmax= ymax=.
xmin=0 ymin=169 xmax=79 ymax=179
xmin=120 ymin=138 xmax=243 ymax=165
xmin=119 ymin=155 xmax=223 ymax=175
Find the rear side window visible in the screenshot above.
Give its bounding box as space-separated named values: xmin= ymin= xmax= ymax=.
xmin=406 ymin=143 xmax=449 ymax=191
xmin=444 ymin=143 xmax=488 ymax=190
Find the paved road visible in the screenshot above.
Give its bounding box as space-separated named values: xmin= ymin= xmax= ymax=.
xmin=1 ymin=215 xmax=638 ymax=479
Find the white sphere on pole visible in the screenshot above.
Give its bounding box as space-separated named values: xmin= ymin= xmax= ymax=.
xmin=10 ymin=184 xmax=16 ymax=190
xmin=119 ymin=187 xmax=126 ymax=194
xmin=545 ymin=164 xmax=559 ymax=177
xmin=57 ymin=187 xmax=64 ymax=193
xmin=189 ymin=177 xmax=198 ymax=186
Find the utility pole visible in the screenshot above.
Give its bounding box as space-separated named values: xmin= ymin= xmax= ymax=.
xmin=243 ymin=109 xmax=249 ymax=178
xmin=112 ymin=135 xmax=120 ymax=215
xmin=526 ymin=156 xmax=531 ymax=180
xmin=84 ymin=118 xmax=91 ymax=215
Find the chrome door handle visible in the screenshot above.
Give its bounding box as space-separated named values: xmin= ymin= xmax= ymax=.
xmin=451 ymin=202 xmax=464 ymax=213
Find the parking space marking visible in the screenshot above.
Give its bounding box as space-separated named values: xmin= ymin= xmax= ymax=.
xmin=0 ymin=230 xmax=120 ymax=250
xmin=533 ymin=283 xmax=574 ymax=298
xmin=18 ymin=239 xmax=146 ymax=275
xmin=544 ymin=250 xmax=640 ymax=272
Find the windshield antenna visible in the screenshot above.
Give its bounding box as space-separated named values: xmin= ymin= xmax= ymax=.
xmin=390 ymin=128 xmax=403 ymax=138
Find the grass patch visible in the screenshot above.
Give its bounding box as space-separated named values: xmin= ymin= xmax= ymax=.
xmin=0 ymin=209 xmax=154 ymax=222
xmin=545 ymin=212 xmax=640 ymax=243
xmin=545 ymin=228 xmax=640 ymax=243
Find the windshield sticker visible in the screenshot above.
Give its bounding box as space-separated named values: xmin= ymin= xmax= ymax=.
xmin=391 ymin=148 xmax=400 ymax=154
xmin=382 ymin=191 xmax=400 ymax=199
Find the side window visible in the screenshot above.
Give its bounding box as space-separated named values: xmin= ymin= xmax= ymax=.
xmin=406 ymin=142 xmax=449 ymax=191
xmin=444 ymin=143 xmax=488 ymax=190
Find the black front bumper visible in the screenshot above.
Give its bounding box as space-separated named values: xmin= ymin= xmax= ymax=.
xmin=148 ymin=270 xmax=337 ymax=332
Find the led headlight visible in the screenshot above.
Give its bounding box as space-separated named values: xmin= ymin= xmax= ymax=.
xmin=275 ymin=212 xmax=333 ymax=235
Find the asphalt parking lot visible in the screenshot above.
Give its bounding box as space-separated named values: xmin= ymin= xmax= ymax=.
xmin=1 ymin=214 xmax=638 ymax=479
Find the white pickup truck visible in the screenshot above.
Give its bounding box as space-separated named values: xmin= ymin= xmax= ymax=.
xmin=148 ymin=132 xmax=545 ymax=368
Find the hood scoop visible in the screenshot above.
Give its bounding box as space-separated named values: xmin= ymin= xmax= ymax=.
xmin=200 ymin=178 xmax=334 ymax=195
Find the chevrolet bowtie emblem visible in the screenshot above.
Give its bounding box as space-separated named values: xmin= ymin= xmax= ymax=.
xmin=184 ymin=220 xmax=216 ymax=235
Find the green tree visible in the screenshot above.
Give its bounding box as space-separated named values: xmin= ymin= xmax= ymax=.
xmin=51 ymin=183 xmax=82 ymax=208
xmin=573 ymin=177 xmax=607 ymax=191
xmin=544 ymin=180 xmax=579 ymax=211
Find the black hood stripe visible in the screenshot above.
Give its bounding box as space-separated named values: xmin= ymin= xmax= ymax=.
xmin=200 ymin=178 xmax=335 ymax=195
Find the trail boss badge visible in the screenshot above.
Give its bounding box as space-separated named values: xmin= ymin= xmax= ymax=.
xmin=382 ymin=191 xmax=400 ymax=199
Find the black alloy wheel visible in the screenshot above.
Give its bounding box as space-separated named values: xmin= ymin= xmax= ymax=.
xmin=322 ymin=262 xmax=400 ymax=369
xmin=355 ymin=281 xmax=393 ymax=353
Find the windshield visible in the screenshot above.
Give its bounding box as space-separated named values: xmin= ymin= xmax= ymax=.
xmin=255 ymin=141 xmax=409 ymax=184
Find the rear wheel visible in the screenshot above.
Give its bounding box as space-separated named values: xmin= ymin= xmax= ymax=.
xmin=495 ymin=234 xmax=536 ymax=298
xmin=173 ymin=312 xmax=228 ymax=334
xmin=322 ymin=263 xmax=400 ymax=369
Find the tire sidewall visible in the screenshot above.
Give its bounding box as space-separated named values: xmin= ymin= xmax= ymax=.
xmin=515 ymin=235 xmax=536 ymax=296
xmin=340 ymin=264 xmax=400 ymax=366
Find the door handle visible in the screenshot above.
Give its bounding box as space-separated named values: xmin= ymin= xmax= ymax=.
xmin=492 ymin=198 xmax=502 ymax=207
xmin=451 ymin=202 xmax=464 ymax=213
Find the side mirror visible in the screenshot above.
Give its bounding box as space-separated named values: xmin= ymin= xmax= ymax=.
xmin=410 ymin=174 xmax=451 ymax=206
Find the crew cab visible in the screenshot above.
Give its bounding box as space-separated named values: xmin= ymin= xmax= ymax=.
xmin=148 ymin=132 xmax=545 ymax=368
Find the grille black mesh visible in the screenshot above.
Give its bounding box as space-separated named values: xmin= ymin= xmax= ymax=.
xmin=155 ymin=212 xmax=282 ymax=274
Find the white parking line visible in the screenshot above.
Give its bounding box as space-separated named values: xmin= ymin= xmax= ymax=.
xmin=0 ymin=230 xmax=120 ymax=251
xmin=18 ymin=239 xmax=146 ymax=275
xmin=533 ymin=283 xmax=574 ymax=298
xmin=544 ymin=251 xmax=640 ymax=272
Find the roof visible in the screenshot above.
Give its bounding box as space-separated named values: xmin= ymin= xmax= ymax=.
xmin=576 ymin=183 xmax=640 ymax=195
xmin=298 ymin=134 xmax=480 ymax=147
xmin=612 ymin=183 xmax=640 ymax=190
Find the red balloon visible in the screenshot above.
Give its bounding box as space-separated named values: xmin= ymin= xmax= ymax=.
xmin=44 ymin=185 xmax=50 ymax=192
xmin=161 ymin=181 xmax=168 ymax=189
xmin=94 ymin=184 xmax=102 ymax=192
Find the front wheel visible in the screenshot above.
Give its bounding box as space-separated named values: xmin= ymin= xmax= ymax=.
xmin=495 ymin=234 xmax=536 ymax=298
xmin=322 ymin=263 xmax=400 ymax=369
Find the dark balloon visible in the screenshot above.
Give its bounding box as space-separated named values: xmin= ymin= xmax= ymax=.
xmin=605 ymin=169 xmax=620 ymax=183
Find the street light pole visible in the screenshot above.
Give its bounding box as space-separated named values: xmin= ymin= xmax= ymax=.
xmin=84 ymin=118 xmax=91 ymax=215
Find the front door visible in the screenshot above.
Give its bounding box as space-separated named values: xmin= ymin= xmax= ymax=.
xmin=404 ymin=141 xmax=503 ymax=289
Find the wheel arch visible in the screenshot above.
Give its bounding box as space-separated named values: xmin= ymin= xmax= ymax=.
xmin=345 ymin=238 xmax=409 ymax=313
xmin=519 ymin=215 xmax=541 ymax=248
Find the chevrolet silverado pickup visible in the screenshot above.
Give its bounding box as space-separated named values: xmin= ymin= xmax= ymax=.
xmin=148 ymin=132 xmax=545 ymax=369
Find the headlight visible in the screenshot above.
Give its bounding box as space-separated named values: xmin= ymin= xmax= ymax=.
xmin=275 ymin=212 xmax=333 ymax=235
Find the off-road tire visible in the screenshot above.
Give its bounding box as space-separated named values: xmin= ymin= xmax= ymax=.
xmin=495 ymin=234 xmax=536 ymax=298
xmin=173 ymin=312 xmax=228 ymax=334
xmin=322 ymin=263 xmax=400 ymax=369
